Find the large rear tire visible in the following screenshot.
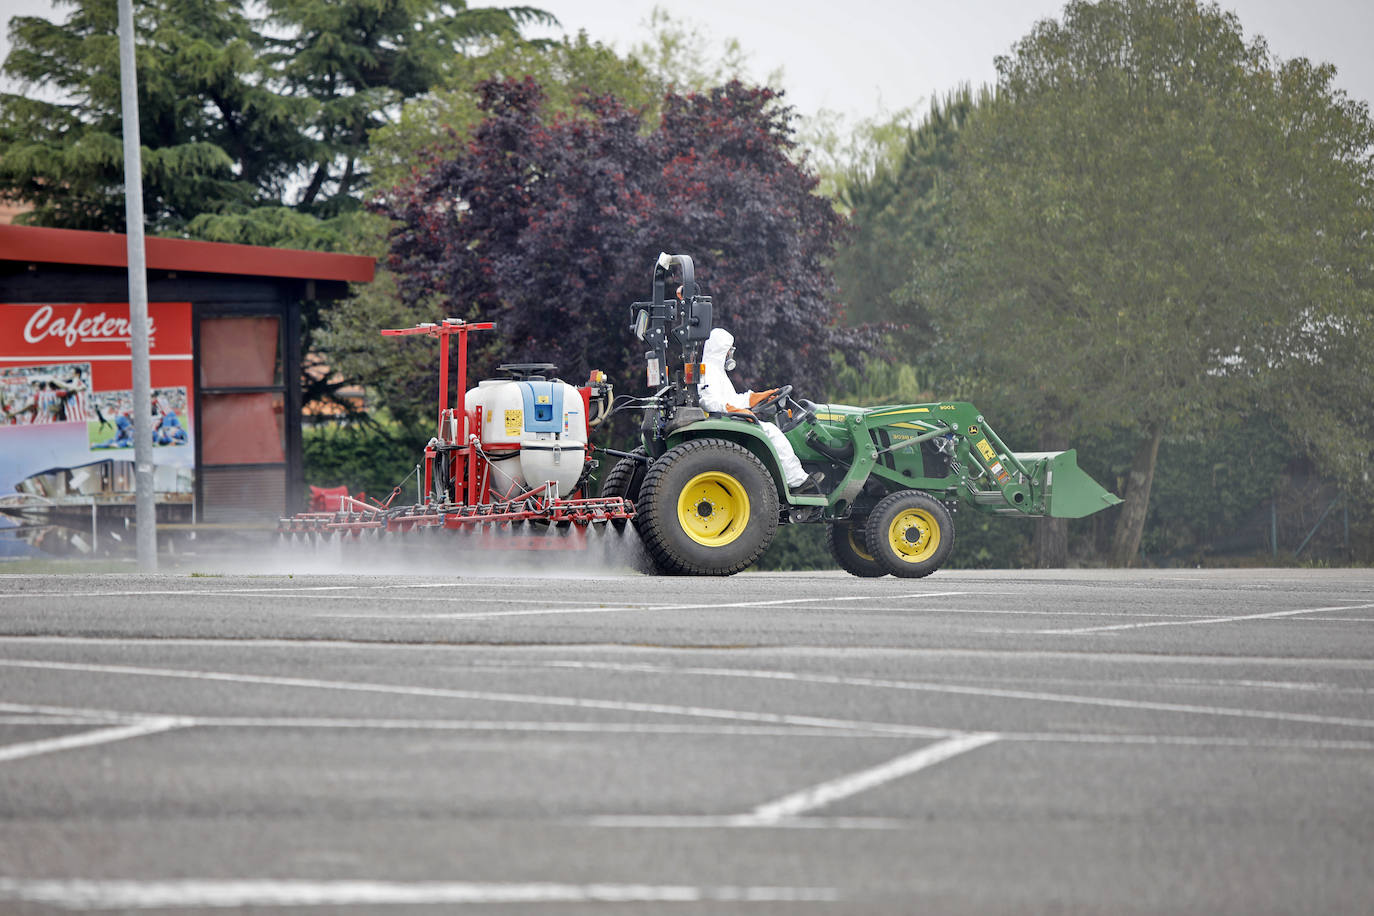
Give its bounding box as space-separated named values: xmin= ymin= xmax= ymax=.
xmin=827 ymin=520 xmax=887 ymax=577
xmin=864 ymin=490 xmax=954 ymax=578
xmin=636 ymin=438 xmax=779 ymax=576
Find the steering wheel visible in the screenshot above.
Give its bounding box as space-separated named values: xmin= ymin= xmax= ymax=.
xmin=776 ymin=396 xmax=816 ymax=433
xmin=749 ymin=384 xmax=792 ymax=421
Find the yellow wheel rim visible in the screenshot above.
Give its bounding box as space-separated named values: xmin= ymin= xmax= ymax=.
xmin=887 ymin=507 xmax=940 ymax=563
xmin=677 ymin=471 xmax=750 ymax=547
xmin=847 ymin=527 xmax=876 ymax=562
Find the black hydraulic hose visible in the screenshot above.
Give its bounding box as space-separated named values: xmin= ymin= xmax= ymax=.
xmin=598 ymin=446 xmax=652 ymax=464
xmin=806 ymin=431 xmax=854 ymax=463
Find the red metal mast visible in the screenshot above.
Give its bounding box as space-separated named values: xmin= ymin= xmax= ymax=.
xmin=380 ymin=319 xmax=493 ymax=430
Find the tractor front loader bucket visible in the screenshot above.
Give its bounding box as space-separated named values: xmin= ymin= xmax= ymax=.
xmin=1015 ymin=450 xmax=1123 ymax=519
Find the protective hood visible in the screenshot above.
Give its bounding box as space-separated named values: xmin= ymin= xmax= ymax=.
xmin=697 ymin=327 xmax=744 ymax=413
xmin=702 ymin=328 xmax=734 ymax=367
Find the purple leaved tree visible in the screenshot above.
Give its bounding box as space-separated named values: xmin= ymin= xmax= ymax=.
xmin=375 ymin=77 xmax=868 ymax=403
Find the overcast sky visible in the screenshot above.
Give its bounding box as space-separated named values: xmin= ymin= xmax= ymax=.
xmin=2 ymin=0 xmax=1371 ymax=121
xmin=526 ymin=0 xmax=1374 ymax=118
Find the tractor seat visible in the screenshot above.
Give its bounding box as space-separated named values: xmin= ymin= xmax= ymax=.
xmin=665 ymin=407 xmax=708 ymax=434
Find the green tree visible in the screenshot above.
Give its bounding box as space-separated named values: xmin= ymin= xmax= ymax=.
xmin=320 ymin=34 xmax=663 ymax=426
xmin=365 ymin=10 xmax=770 ymax=195
xmin=1 ymin=0 xmax=308 ymax=232
xmin=830 ymin=86 xmax=986 ymax=329
xmin=919 ymin=0 xmax=1374 ymax=566
xmin=371 ymin=77 xmax=861 ymax=430
xmin=366 ymin=32 xmax=659 ymax=195
xmin=0 ymin=0 xmax=550 ymax=244
xmin=626 ymin=7 xmax=770 ymax=95
xmin=320 ymin=14 xmax=791 ymax=427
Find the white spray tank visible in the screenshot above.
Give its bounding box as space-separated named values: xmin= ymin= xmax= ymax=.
xmin=465 ymin=364 xmax=586 ymax=496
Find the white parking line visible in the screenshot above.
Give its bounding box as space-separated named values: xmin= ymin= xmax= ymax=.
xmin=741 ymin=733 xmax=1000 ymax=824
xmin=0 ymin=717 xmax=121 ymax=726
xmin=1036 ymin=602 xmax=1374 ymax=634
xmin=323 ymin=591 xmax=972 ymax=620
xmin=0 ymin=879 xmax=839 ymax=909
xmin=182 ymin=717 xmax=901 ymax=738
xmin=0 ymin=701 xmax=143 ymax=722
xmin=582 ymin=734 xmax=1000 ymax=831
xmin=579 ymin=815 xmax=913 ymax=829
xmin=786 ymin=673 xmax=1374 ymax=696
xmin=327 ymin=602 xmax=1231 ymax=621
xmin=7 ymin=705 xmax=1369 ymax=751
xmin=0 ymin=583 xmax=502 ymax=599
xmin=0 ymin=717 xmax=185 ymax=764
xmin=0 ymin=589 xmax=562 ymax=606
xmin=0 ymin=658 xmax=956 ymax=738
xmin=996 ymin=731 xmax=1374 ymax=750
xmin=0 ymin=705 xmax=904 ymax=738
xmin=1 ymin=589 xmax=977 ymax=620
xmin=3 ymin=636 xmax=1372 ymax=669
xmin=543 ymin=661 xmax=1374 ymax=730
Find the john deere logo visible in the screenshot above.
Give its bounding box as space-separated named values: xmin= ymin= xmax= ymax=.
xmin=968 ymin=425 xmax=979 ymax=435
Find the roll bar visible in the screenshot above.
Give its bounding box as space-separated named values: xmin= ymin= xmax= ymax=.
xmin=630 ymin=253 xmax=714 ymax=402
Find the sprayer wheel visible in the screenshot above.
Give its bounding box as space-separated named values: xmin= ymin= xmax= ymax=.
xmin=600 ymin=447 xmax=648 ymax=503
xmin=600 ymin=446 xmax=649 ymax=532
xmin=635 ymin=438 xmax=779 ymax=576
xmin=827 ymin=519 xmax=888 ymax=577
xmin=864 ymin=490 xmax=955 ymax=578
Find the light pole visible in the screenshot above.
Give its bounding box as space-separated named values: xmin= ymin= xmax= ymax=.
xmin=117 ymin=0 xmax=156 ymax=571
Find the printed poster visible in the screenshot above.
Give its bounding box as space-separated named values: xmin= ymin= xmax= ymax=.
xmin=0 ymin=302 xmax=194 ymax=504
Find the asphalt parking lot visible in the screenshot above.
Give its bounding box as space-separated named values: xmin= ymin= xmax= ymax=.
xmin=0 ymin=558 xmax=1370 ymax=913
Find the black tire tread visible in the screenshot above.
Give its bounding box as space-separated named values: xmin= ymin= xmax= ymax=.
xmin=826 ymin=520 xmax=887 ymax=577
xmin=636 ymin=438 xmax=779 ymax=576
xmin=863 ymin=490 xmax=955 ymax=578
xmin=598 ymin=446 xmax=658 ymax=572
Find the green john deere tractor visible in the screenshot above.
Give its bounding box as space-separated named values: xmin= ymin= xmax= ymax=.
xmin=600 ymin=253 xmax=1121 ymax=577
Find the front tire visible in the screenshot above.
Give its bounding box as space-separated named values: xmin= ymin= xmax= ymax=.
xmin=864 ymin=490 xmax=954 ymax=578
xmin=635 ymin=438 xmax=779 ymax=576
xmin=827 ymin=520 xmax=887 ymax=577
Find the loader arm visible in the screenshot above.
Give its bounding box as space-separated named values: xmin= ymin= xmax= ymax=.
xmin=787 ymin=402 xmax=1121 ymax=519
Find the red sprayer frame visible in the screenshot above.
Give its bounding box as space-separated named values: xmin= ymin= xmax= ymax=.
xmin=381 ymin=318 xmax=490 ymax=435
xmin=380 ymin=318 xmax=492 ymax=504
xmin=279 ymin=319 xmax=633 ymax=547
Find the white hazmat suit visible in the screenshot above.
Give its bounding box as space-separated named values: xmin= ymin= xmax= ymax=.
xmin=697 ymin=328 xmax=808 ymax=488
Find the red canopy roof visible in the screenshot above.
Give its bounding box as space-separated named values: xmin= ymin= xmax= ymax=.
xmin=0 ymin=224 xmax=374 ymax=284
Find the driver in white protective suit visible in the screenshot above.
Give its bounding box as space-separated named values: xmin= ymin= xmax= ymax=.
xmin=698 ymin=327 xmax=823 ymax=494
